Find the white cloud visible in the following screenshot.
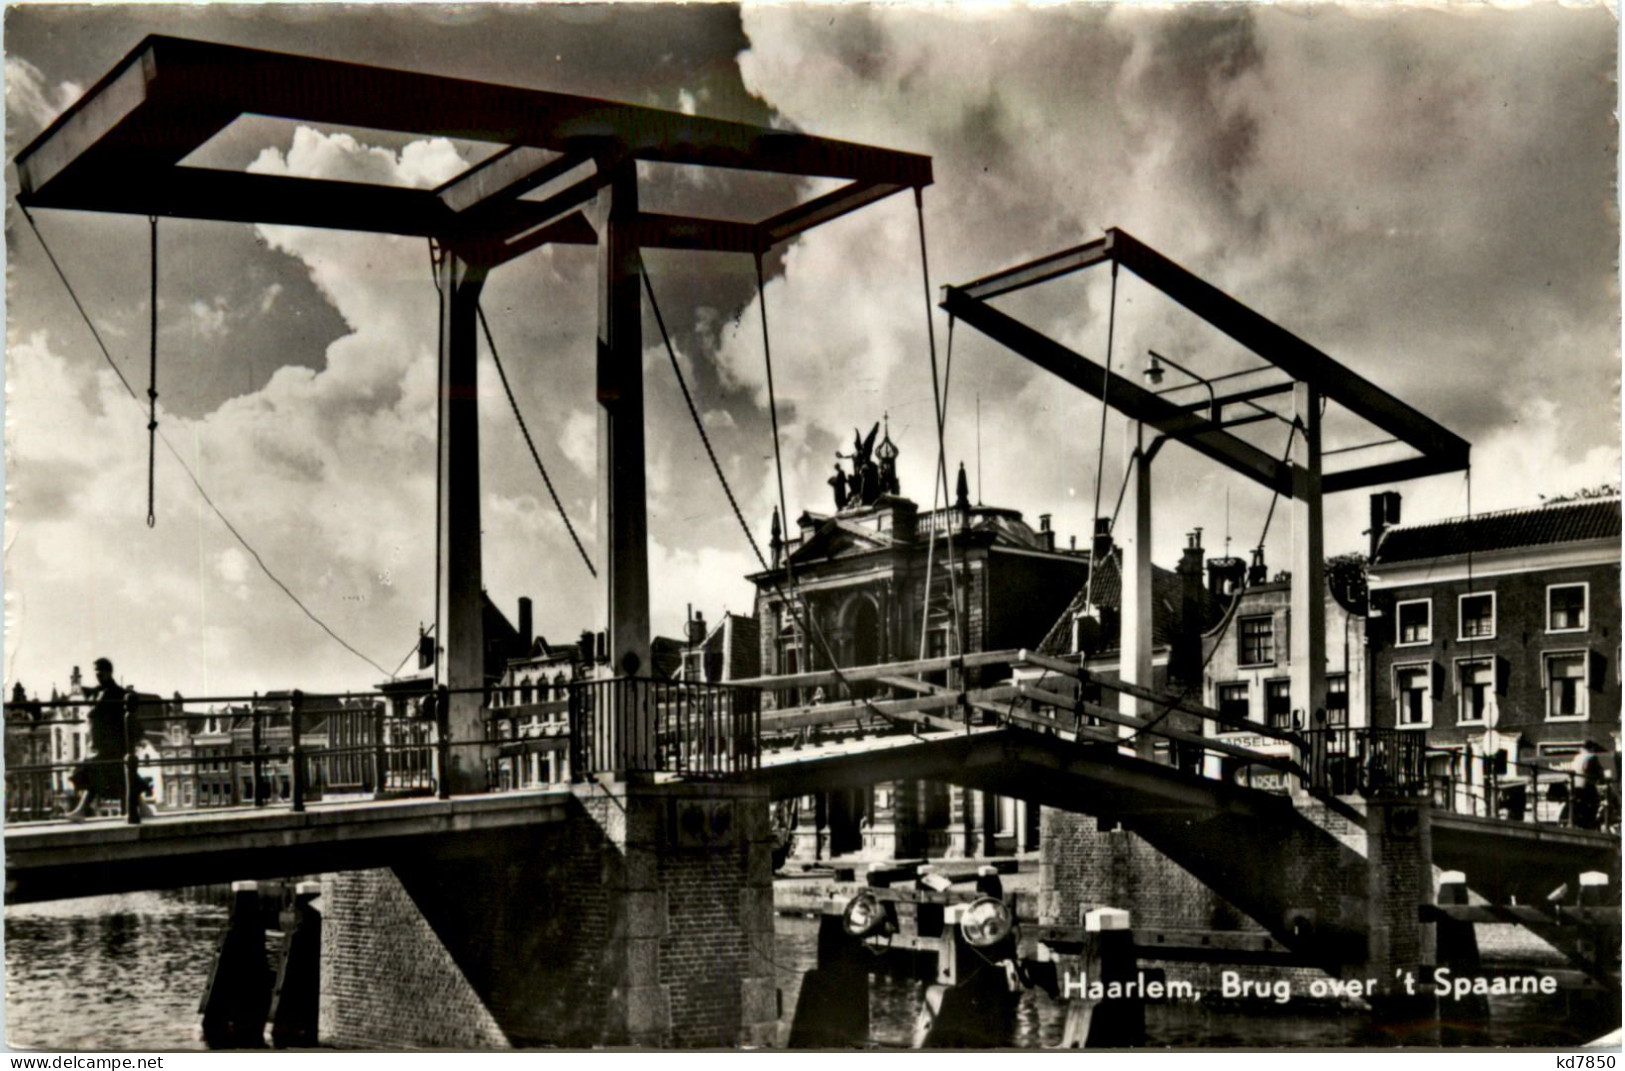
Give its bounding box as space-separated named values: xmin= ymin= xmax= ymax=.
xmin=5 ymin=58 xmax=79 ymax=127
xmin=189 ymin=298 xmax=230 ymax=341
xmin=259 ymin=283 xmax=284 ymax=315
xmin=560 ymin=410 xmax=596 ymax=474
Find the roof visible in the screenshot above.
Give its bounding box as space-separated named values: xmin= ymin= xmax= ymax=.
xmin=1037 ymin=551 xmax=1224 ymax=657
xmin=1373 ymin=498 xmax=1621 ymax=566
xmin=650 ymin=637 xmax=684 ymax=681
xmin=775 ymin=499 xmax=1065 ymax=574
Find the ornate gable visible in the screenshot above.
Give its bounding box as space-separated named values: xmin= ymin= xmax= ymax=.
xmin=788 ymin=517 xmax=892 ymax=565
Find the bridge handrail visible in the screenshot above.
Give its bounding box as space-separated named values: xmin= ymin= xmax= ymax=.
xmin=728 ymin=649 xmax=1022 ymax=692
xmin=1016 ymin=649 xmax=1303 ymax=745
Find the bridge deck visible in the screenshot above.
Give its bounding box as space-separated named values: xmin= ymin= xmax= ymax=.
xmin=5 ymin=790 xmax=573 ymax=904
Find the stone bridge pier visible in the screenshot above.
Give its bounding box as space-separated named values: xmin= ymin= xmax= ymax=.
xmin=1039 ymin=792 xmax=1438 ymax=1009
xmin=317 ymin=781 xmax=778 ymax=1048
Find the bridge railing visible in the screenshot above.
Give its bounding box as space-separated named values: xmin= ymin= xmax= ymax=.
xmin=568 ymin=677 xmax=761 ymax=779
xmin=1299 ymin=727 xmax=1428 ymax=797
xmin=2 ymin=685 xmax=508 ymax=825
xmin=1424 ymin=755 xmax=1615 ymax=831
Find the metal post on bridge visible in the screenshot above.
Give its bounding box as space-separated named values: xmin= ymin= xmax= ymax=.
xmin=1120 ymin=439 xmax=1154 ymax=760
xmin=590 ymin=159 xmax=654 ymax=779
xmin=251 ymin=692 xmax=265 ymax=808
xmin=372 ymin=703 xmax=388 ymax=799
xmin=289 ymin=690 xmax=305 ymax=813
xmin=123 ymin=692 xmax=142 ymax=826
xmin=1288 ymin=382 xmax=1327 ymax=793
xmin=434 ymin=242 xmax=495 ymax=795
xmin=434 ymin=684 xmax=452 ymax=801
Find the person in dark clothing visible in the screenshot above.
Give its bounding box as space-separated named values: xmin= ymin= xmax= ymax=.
xmin=65 ymin=658 xmax=150 ymax=821
xmin=1571 ymin=740 xmax=1608 ymax=831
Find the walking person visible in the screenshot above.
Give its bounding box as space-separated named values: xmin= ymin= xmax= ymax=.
xmin=1570 ymin=740 xmax=1608 ymax=831
xmin=64 ymin=658 xmax=151 ymax=821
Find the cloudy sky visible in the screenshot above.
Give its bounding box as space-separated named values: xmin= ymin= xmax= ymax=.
xmin=4 ymin=3 xmax=1618 ymax=700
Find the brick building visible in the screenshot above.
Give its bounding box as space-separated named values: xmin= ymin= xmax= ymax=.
xmin=490 ymin=633 xmax=589 ymax=790
xmin=1032 ymin=527 xmax=1224 ymax=764
xmin=5 ymin=684 xmax=53 ymax=820
xmin=1195 ymin=549 xmax=1370 ymax=787
xmin=750 ymin=422 xmax=1087 ymax=859
xmin=676 ymin=609 xmax=760 ymax=684
xmin=1368 ymin=492 xmax=1622 ymax=813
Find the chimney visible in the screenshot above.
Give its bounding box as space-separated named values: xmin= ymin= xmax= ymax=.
xmin=1038 ymin=513 xmax=1055 ymax=551
xmin=1070 ymin=535 xmax=1077 ymax=551
xmin=1173 ymin=530 xmax=1205 ymax=687
xmin=595 ymin=631 xmax=608 ymax=666
xmin=70 ymin=665 xmax=82 ymax=690
xmin=1207 ymin=557 xmax=1245 ymax=598
xmin=1368 ymin=490 xmax=1401 ymax=561
xmin=686 ymin=606 xmax=708 ymax=645
xmin=417 ymin=627 xmax=435 ymax=671
xmin=517 ymin=597 xmax=533 ymax=653
xmin=579 ymin=629 xmax=596 ymax=667
xmin=1248 ymin=546 xmax=1268 ymax=586
xmin=1091 ymin=518 xmax=1114 ymax=559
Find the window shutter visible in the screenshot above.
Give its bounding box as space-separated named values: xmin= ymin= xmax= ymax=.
xmin=1495 ymin=655 xmax=1511 ymax=696
xmin=1431 ymin=661 xmax=1445 ymax=700
xmin=1589 ymin=649 xmax=1608 ymax=690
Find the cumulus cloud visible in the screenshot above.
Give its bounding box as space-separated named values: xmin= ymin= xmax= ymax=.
xmin=189 ymin=298 xmax=231 ymax=341
xmin=560 ymin=410 xmax=597 ymax=474
xmin=6 ymin=8 xmax=1616 ymax=701
xmin=6 ymin=57 xmax=78 ymax=127
xmin=728 ymin=4 xmax=1619 ymax=563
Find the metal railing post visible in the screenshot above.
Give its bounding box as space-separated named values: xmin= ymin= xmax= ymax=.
xmin=373 ymin=704 xmax=387 ymax=798
xmin=289 ymin=690 xmax=306 ymax=813
xmin=123 ymin=692 xmax=142 ymax=825
xmin=434 ymin=684 xmax=452 ymax=800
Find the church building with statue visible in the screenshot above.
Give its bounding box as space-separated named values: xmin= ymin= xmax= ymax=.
xmin=748 ymin=418 xmax=1089 ymax=861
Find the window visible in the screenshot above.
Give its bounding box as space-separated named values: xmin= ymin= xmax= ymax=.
xmin=1217 ymin=683 xmax=1250 ymax=724
xmin=1457 ymin=660 xmax=1494 ymax=724
xmin=1458 ymin=593 xmax=1496 ymax=640
xmin=1265 ymin=680 xmax=1291 ymax=729
xmin=1546 ymin=652 xmax=1588 ymax=719
xmin=1548 ymin=584 xmax=1588 ymax=632
xmin=1326 ymin=675 xmax=1349 ymax=727
xmin=1240 ymin=616 xmax=1274 ymax=666
xmin=1395 ymin=665 xmax=1431 ymax=727
xmin=1396 ymin=600 xmax=1431 ymax=645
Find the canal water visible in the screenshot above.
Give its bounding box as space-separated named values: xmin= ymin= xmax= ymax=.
xmin=3 ymin=893 xmax=1608 ymax=1050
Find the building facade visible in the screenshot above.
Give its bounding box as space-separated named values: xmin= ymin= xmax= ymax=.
xmin=1368 ymin=493 xmax=1621 ymax=818
xmin=750 ymin=426 xmax=1087 ymax=860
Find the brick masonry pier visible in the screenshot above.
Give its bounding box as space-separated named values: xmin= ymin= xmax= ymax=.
xmin=319 ymin=781 xmax=777 ymax=1048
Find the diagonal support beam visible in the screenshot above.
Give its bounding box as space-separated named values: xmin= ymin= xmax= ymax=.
xmin=952 ymin=235 xmax=1114 ymax=302
xmin=436 ymin=148 xmax=591 ymax=214
xmin=943 ymin=286 xmax=1293 ymax=495
xmin=759 ymin=180 xmax=905 ymax=249
xmin=1107 ymin=229 xmax=1471 ymax=467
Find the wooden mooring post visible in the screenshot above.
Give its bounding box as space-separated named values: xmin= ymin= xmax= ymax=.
xmin=790 ymin=873 xmax=1024 ymax=1049
xmin=1048 ymin=907 xmax=1144 ymax=1049
xmin=269 ymin=881 xmax=322 ymax=1049
xmin=199 ymin=881 xmax=272 ymax=1048
xmin=787 ymin=912 xmax=871 ymax=1048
